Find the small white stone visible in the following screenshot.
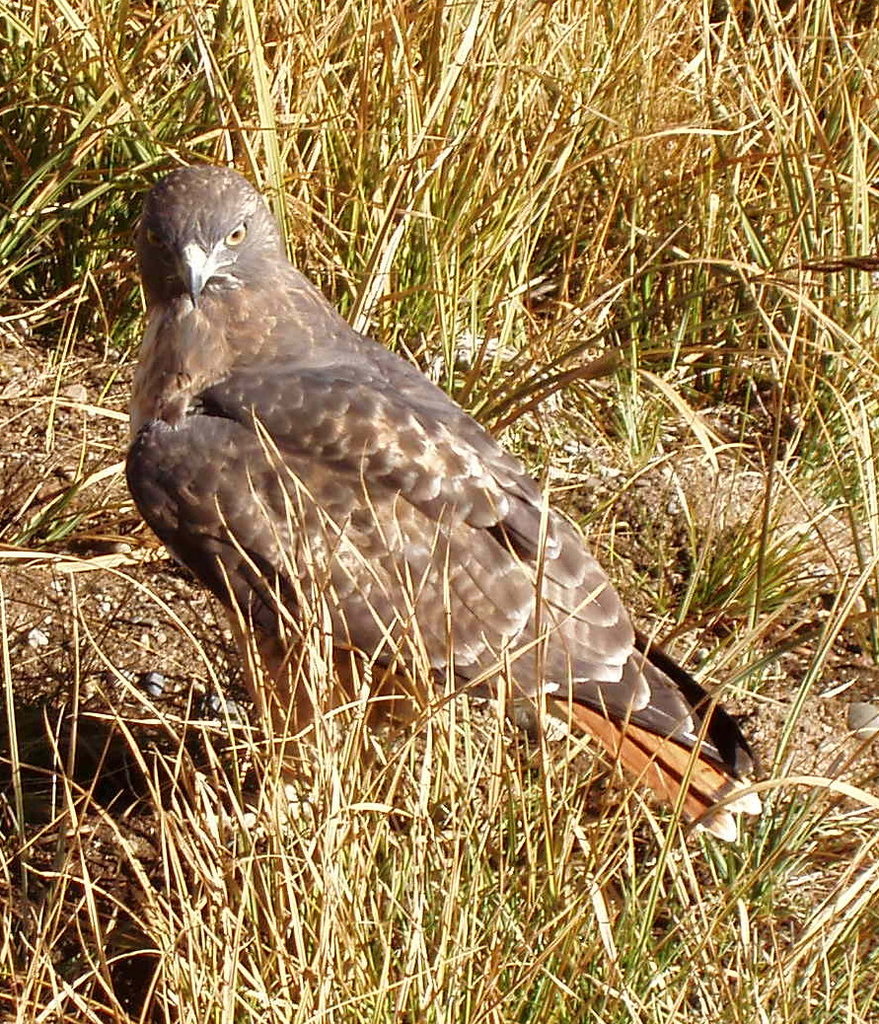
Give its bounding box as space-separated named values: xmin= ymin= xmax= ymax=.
xmin=27 ymin=627 xmax=50 ymax=648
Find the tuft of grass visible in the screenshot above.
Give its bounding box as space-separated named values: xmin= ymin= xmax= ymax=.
xmin=2 ymin=0 xmax=879 ymax=1021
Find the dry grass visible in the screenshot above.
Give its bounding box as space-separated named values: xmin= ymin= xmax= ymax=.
xmin=2 ymin=0 xmax=879 ymax=1020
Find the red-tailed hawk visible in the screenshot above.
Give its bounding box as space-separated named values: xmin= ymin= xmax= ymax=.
xmin=127 ymin=166 xmax=760 ymax=839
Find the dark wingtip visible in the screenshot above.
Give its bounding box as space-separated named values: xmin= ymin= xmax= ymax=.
xmin=634 ymin=630 xmax=756 ymax=777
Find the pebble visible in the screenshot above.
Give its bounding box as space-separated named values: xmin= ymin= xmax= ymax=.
xmin=130 ymin=615 xmax=159 ymax=629
xmin=847 ymin=702 xmax=879 ymax=740
xmin=140 ymin=671 xmax=166 ymax=697
xmin=60 ymin=383 xmax=88 ymax=404
xmin=105 ymin=541 xmax=133 ymax=554
xmin=200 ymin=693 xmax=247 ymax=725
xmin=26 ymin=627 xmax=49 ymax=648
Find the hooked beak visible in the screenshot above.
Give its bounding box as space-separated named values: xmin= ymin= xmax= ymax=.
xmin=178 ymin=242 xmax=222 ymax=308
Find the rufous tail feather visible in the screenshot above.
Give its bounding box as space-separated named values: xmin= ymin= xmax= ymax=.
xmin=553 ymin=699 xmax=760 ymax=841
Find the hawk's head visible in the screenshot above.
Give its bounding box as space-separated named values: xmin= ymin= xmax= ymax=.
xmin=138 ymin=166 xmax=284 ymax=308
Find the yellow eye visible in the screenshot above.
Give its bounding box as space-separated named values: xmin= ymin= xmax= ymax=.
xmin=225 ymin=223 xmax=247 ymax=246
xmin=145 ymin=228 xmax=161 ymax=246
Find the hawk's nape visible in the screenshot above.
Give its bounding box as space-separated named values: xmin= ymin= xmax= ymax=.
xmin=125 ymin=165 xmax=761 ymax=840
